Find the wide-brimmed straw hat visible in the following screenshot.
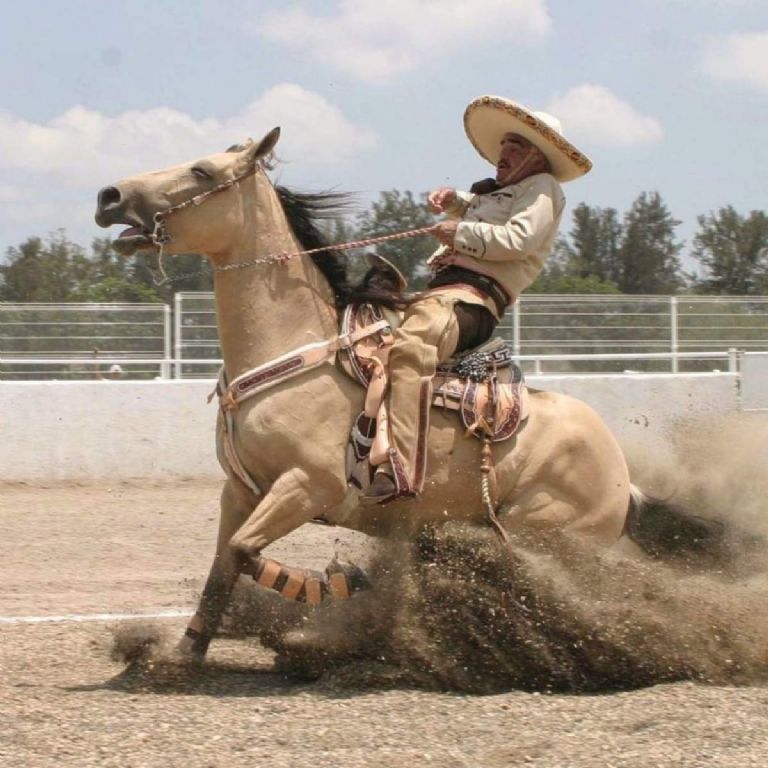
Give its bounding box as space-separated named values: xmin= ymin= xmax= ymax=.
xmin=464 ymin=95 xmax=592 ymax=182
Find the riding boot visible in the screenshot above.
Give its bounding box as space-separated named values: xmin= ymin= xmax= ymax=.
xmin=362 ymin=461 xmax=397 ymax=503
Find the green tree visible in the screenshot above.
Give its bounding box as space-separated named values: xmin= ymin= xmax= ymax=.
xmin=355 ymin=190 xmax=436 ymax=289
xmin=0 ymin=232 xmax=212 ymax=304
xmin=559 ymin=203 xmax=623 ymax=284
xmin=71 ymin=238 xmax=160 ymax=302
xmin=0 ymin=231 xmax=92 ymax=301
xmin=691 ymin=206 xmax=768 ymax=295
xmin=616 ymin=191 xmax=684 ymax=294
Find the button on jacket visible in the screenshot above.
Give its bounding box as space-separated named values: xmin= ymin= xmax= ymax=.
xmin=430 ymin=172 xmax=565 ymax=309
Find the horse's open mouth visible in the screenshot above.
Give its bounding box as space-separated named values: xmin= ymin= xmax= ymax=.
xmin=112 ymin=225 xmax=155 ymax=256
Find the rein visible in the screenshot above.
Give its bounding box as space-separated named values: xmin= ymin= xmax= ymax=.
xmin=148 ymin=159 xmax=434 ymax=286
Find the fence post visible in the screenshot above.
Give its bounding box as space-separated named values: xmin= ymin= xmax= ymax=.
xmin=173 ymin=293 xmax=182 ymax=379
xmin=161 ymin=304 xmax=172 ymax=379
xmin=669 ymin=296 xmax=679 ymax=373
xmin=728 ymin=347 xmax=739 ymax=373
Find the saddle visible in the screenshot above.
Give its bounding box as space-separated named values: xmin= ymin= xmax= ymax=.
xmin=339 ymin=300 xmax=528 ymax=491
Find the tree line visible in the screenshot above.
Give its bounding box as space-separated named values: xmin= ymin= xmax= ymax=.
xmin=1 ymin=189 xmax=767 ymax=302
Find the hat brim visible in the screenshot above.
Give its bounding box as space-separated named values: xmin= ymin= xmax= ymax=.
xmin=464 ymin=96 xmax=592 ymax=183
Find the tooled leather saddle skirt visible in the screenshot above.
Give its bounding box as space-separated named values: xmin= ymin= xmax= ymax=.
xmin=338 ymin=302 xmax=528 ymax=443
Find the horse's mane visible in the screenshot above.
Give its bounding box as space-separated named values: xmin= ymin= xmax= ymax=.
xmin=275 ymin=185 xmax=352 ymax=309
xmin=274 ymin=184 xmax=414 ymax=312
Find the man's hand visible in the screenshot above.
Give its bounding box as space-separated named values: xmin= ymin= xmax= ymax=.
xmin=427 ymin=187 xmax=457 ymax=214
xmin=429 ymin=220 xmax=459 ymax=247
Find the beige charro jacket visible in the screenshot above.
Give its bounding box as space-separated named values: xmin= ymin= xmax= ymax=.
xmin=428 ymin=172 xmax=565 ymax=318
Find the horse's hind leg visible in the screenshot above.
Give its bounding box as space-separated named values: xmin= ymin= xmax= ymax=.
xmin=177 ymin=479 xmax=258 ymax=658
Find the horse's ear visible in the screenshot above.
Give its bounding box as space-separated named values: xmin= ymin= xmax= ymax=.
xmin=236 ymin=128 xmax=280 ymax=172
xmin=254 ymin=127 xmax=281 ymax=158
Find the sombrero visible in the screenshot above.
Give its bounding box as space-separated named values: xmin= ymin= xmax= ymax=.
xmin=464 ymin=95 xmax=592 ymax=182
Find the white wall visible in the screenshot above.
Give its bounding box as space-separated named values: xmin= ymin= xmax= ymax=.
xmin=0 ymin=374 xmax=740 ymax=481
xmin=741 ymin=352 xmax=768 ymax=410
xmin=0 ymin=380 xmax=220 ymax=481
xmin=532 ymin=372 xmax=740 ymax=452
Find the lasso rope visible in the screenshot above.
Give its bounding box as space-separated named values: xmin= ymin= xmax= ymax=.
xmin=152 ymin=225 xmax=435 ymax=286
xmin=480 ymin=436 xmax=509 ymax=543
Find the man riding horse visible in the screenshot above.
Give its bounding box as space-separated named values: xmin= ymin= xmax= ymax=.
xmin=93 ymin=93 xmax=726 ymax=661
xmin=364 ymin=95 xmax=592 ymax=503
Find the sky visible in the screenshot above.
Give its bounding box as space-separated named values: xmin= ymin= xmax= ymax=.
xmin=1 ymin=0 xmax=766 ymax=270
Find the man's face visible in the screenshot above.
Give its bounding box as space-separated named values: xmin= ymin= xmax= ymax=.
xmin=496 ymin=133 xmax=541 ymax=183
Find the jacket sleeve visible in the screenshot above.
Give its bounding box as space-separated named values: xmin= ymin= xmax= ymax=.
xmin=452 ymin=178 xmax=563 ymax=262
xmin=442 ymin=190 xmax=473 ymax=220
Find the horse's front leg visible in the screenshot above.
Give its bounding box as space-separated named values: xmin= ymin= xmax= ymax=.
xmin=177 ymin=478 xmax=259 ymax=658
xmin=179 ymin=467 xmax=348 ymax=659
xmin=229 ymin=467 xmax=351 ymax=594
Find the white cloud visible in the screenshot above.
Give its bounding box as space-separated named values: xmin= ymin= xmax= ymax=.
xmin=254 ymin=0 xmax=552 ymax=83
xmin=702 ymin=33 xmax=768 ymax=91
xmin=0 ymin=185 xmax=28 ymax=204
xmin=546 ymin=85 xmax=664 ymax=147
xmin=0 ymin=84 xmax=379 ymax=188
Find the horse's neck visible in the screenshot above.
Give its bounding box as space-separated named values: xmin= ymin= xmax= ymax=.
xmin=213 ymin=176 xmax=338 ymax=380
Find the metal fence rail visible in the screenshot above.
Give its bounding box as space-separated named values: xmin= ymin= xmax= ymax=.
xmin=172 ymin=293 xmax=220 ymax=379
xmin=502 ymin=295 xmax=768 ymax=373
xmin=0 ymin=303 xmax=171 ymax=380
xmin=176 ymin=292 xmax=768 ymax=375
xmin=2 ymin=294 xmax=768 ymax=379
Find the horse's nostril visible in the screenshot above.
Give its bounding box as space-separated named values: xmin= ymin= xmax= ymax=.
xmin=97 ymin=185 xmax=122 ymax=210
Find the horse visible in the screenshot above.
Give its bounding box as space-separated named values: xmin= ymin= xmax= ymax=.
xmin=94 ymin=128 xmax=718 ymax=659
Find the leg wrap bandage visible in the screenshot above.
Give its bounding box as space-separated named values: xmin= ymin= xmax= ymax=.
xmin=252 ymin=557 xmax=370 ymax=604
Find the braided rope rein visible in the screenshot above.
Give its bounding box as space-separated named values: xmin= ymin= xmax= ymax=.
xmin=151 ymin=225 xmax=435 ymax=286
xmin=214 ymin=225 xmax=436 ymax=272
xmin=145 ymin=156 xmax=436 ymax=285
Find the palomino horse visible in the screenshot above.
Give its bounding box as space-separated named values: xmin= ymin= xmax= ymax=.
xmin=94 ymin=129 xmax=695 ymax=659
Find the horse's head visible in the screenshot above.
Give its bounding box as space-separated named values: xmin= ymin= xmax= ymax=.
xmin=94 ymin=128 xmax=281 ymax=257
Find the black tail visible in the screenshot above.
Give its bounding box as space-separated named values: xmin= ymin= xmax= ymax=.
xmin=624 ymin=486 xmax=732 ymax=567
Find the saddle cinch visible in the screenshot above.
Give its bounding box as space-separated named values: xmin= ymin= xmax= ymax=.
xmin=339 ymin=301 xmax=529 ymax=492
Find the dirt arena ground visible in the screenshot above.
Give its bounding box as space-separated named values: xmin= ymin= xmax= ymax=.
xmin=2 ymin=424 xmax=768 ymax=768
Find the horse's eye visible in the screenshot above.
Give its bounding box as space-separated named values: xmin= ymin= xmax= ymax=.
xmin=191 ymin=167 xmax=211 ymax=180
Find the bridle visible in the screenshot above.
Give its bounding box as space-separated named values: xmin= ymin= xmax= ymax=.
xmin=146 ymin=159 xmax=433 ymax=285
xmin=150 ymin=162 xmax=262 ymax=248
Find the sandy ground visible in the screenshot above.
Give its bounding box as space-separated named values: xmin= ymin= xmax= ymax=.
xmin=1 ymin=479 xmax=768 ymax=768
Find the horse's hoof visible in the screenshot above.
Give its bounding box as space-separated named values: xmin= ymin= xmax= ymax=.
xmin=174 ymin=636 xmax=207 ymax=663
xmin=325 ymin=557 xmax=372 ymax=597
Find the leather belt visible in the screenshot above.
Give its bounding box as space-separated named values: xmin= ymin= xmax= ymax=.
xmin=428 ymin=267 xmax=511 ymax=317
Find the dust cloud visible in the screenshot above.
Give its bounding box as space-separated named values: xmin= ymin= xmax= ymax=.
xmin=265 ymin=413 xmax=768 ymax=693
xmin=113 ymin=413 xmax=768 ymax=693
